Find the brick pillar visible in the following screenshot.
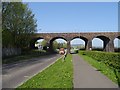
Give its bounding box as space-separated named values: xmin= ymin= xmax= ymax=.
xmin=86 ymin=39 xmax=92 ymax=51
xmin=104 ymin=39 xmax=114 ymax=52
xmin=103 ymin=39 xmax=109 ymax=52
xmin=47 ymin=41 xmax=54 ymax=53
xmin=67 ymin=41 xmax=71 ymax=53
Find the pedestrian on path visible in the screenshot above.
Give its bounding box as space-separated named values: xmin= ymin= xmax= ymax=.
xmin=62 ymin=49 xmax=67 ymax=62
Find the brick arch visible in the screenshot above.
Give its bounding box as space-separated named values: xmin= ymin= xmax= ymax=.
xmin=70 ymin=36 xmax=88 ymax=50
xmin=92 ymin=37 xmax=104 ymax=51
xmin=92 ymin=35 xmax=110 ymax=51
xmin=33 ymin=37 xmax=46 ymax=41
xmin=49 ymin=36 xmax=68 ymax=43
xmin=116 ymin=36 xmax=120 ymax=39
xmin=71 ymin=36 xmax=88 ymax=42
xmin=30 ymin=37 xmax=47 ymax=49
xmin=93 ymin=35 xmax=110 ymax=41
xmin=48 ymin=37 xmax=68 ymax=53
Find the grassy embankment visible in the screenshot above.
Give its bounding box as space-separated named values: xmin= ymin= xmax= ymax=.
xmin=79 ymin=51 xmax=120 ymax=86
xmin=17 ymin=54 xmax=73 ymax=89
xmin=3 ymin=50 xmax=52 ymax=64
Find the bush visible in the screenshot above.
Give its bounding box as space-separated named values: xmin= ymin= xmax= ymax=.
xmin=80 ymin=51 xmax=120 ymax=70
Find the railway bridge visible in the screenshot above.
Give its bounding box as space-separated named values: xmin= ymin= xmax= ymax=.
xmin=30 ymin=32 xmax=120 ymax=53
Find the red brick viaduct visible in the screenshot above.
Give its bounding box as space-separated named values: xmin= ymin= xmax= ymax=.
xmin=30 ymin=32 xmax=120 ymax=53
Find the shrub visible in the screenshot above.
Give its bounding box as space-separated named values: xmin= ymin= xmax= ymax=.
xmin=80 ymin=51 xmax=120 ymax=70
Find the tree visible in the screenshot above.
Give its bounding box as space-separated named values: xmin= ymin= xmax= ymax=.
xmin=62 ymin=42 xmax=67 ymax=49
xmin=57 ymin=42 xmax=67 ymax=49
xmin=41 ymin=40 xmax=47 ymax=47
xmin=53 ymin=41 xmax=59 ymax=50
xmin=41 ymin=40 xmax=48 ymax=50
xmin=2 ymin=2 xmax=37 ymax=49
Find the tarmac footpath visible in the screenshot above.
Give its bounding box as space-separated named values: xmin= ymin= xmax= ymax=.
xmin=73 ymin=54 xmax=118 ymax=88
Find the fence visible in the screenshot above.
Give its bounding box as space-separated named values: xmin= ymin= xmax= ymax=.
xmin=2 ymin=48 xmax=21 ymax=58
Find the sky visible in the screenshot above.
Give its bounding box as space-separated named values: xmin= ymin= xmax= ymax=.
xmin=22 ymin=0 xmax=119 ymax=2
xmin=26 ymin=2 xmax=118 ymax=33
xmin=23 ymin=2 xmax=119 ymax=47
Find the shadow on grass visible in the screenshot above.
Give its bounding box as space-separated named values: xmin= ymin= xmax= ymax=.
xmin=96 ymin=69 xmax=102 ymax=71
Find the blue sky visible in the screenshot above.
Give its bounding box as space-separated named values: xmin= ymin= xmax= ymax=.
xmin=24 ymin=2 xmax=119 ymax=47
xmin=22 ymin=0 xmax=119 ymax=2
xmin=26 ymin=2 xmax=118 ymax=33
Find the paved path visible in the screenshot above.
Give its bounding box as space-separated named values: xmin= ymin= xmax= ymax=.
xmin=73 ymin=54 xmax=118 ymax=88
xmin=2 ymin=54 xmax=61 ymax=88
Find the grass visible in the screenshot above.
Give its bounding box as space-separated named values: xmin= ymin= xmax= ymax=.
xmin=3 ymin=50 xmax=52 ymax=64
xmin=17 ymin=54 xmax=73 ymax=89
xmin=79 ymin=51 xmax=120 ymax=86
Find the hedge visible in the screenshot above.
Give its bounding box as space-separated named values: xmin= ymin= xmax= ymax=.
xmin=80 ymin=51 xmax=120 ymax=70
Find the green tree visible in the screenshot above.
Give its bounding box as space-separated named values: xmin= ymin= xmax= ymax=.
xmin=41 ymin=40 xmax=47 ymax=47
xmin=53 ymin=41 xmax=59 ymax=50
xmin=62 ymin=42 xmax=67 ymax=49
xmin=57 ymin=42 xmax=67 ymax=49
xmin=35 ymin=41 xmax=39 ymax=45
xmin=2 ymin=2 xmax=37 ymax=49
xmin=58 ymin=43 xmax=62 ymax=49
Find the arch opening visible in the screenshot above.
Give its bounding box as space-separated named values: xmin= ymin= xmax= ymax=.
xmin=70 ymin=37 xmax=86 ymax=53
xmin=92 ymin=38 xmax=103 ymax=51
xmin=49 ymin=37 xmax=67 ymax=53
xmin=114 ymin=37 xmax=120 ymax=52
xmin=92 ymin=36 xmax=110 ymax=51
xmin=34 ymin=38 xmax=48 ymax=50
xmin=30 ymin=37 xmax=48 ymax=51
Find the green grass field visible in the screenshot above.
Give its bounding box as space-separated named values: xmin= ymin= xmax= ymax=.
xmin=79 ymin=51 xmax=120 ymax=86
xmin=17 ymin=54 xmax=73 ymax=89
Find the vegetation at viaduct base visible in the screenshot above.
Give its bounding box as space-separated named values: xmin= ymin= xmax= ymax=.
xmin=17 ymin=54 xmax=73 ymax=89
xmin=79 ymin=51 xmax=120 ymax=86
xmin=3 ymin=50 xmax=51 ymax=64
